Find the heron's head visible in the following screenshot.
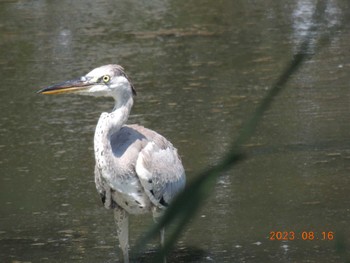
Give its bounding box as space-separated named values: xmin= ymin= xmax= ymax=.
xmin=38 ymin=64 xmax=136 ymax=100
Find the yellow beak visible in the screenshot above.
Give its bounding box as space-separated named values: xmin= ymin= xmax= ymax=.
xmin=37 ymin=77 xmax=93 ymax=95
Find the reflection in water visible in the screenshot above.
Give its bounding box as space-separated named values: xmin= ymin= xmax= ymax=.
xmin=291 ymin=0 xmax=342 ymax=52
xmin=54 ymin=29 xmax=73 ymax=57
xmin=0 ymin=0 xmax=350 ymax=262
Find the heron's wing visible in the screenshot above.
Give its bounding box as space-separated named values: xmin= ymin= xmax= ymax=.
xmin=135 ymin=130 xmax=186 ymax=208
xmin=108 ymin=124 xmax=185 ymax=209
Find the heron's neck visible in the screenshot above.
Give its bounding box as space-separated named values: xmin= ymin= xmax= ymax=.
xmin=108 ymin=96 xmax=133 ymax=137
xmin=94 ymin=96 xmax=133 ymax=156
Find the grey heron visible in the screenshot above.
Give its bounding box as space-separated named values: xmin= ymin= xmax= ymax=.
xmin=38 ymin=64 xmax=186 ymax=263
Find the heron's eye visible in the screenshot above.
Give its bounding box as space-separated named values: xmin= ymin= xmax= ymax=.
xmin=102 ymin=75 xmax=110 ymax=83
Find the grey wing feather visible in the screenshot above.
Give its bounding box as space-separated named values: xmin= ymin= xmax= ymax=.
xmin=136 ymin=139 xmax=186 ymax=208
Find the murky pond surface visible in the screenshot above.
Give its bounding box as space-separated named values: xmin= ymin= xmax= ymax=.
xmin=1 ymin=1 xmax=350 ymax=262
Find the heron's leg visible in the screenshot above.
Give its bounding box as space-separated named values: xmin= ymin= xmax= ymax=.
xmin=152 ymin=208 xmax=166 ymax=263
xmin=114 ymin=208 xmax=129 ymax=263
xmin=160 ymin=227 xmax=165 ymax=248
xmin=159 ymin=227 xmax=167 ymax=263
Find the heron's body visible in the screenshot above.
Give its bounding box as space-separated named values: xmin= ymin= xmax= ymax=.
xmin=38 ymin=64 xmax=186 ymax=263
xmin=95 ymin=123 xmax=184 ymax=214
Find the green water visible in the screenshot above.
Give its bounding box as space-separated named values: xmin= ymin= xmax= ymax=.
xmin=0 ymin=1 xmax=349 ymax=262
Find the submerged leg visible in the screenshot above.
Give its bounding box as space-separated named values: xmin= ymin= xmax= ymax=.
xmin=160 ymin=227 xmax=166 ymax=263
xmin=152 ymin=208 xmax=166 ymax=263
xmin=114 ymin=208 xmax=129 ymax=263
xmin=160 ymin=227 xmax=165 ymax=249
